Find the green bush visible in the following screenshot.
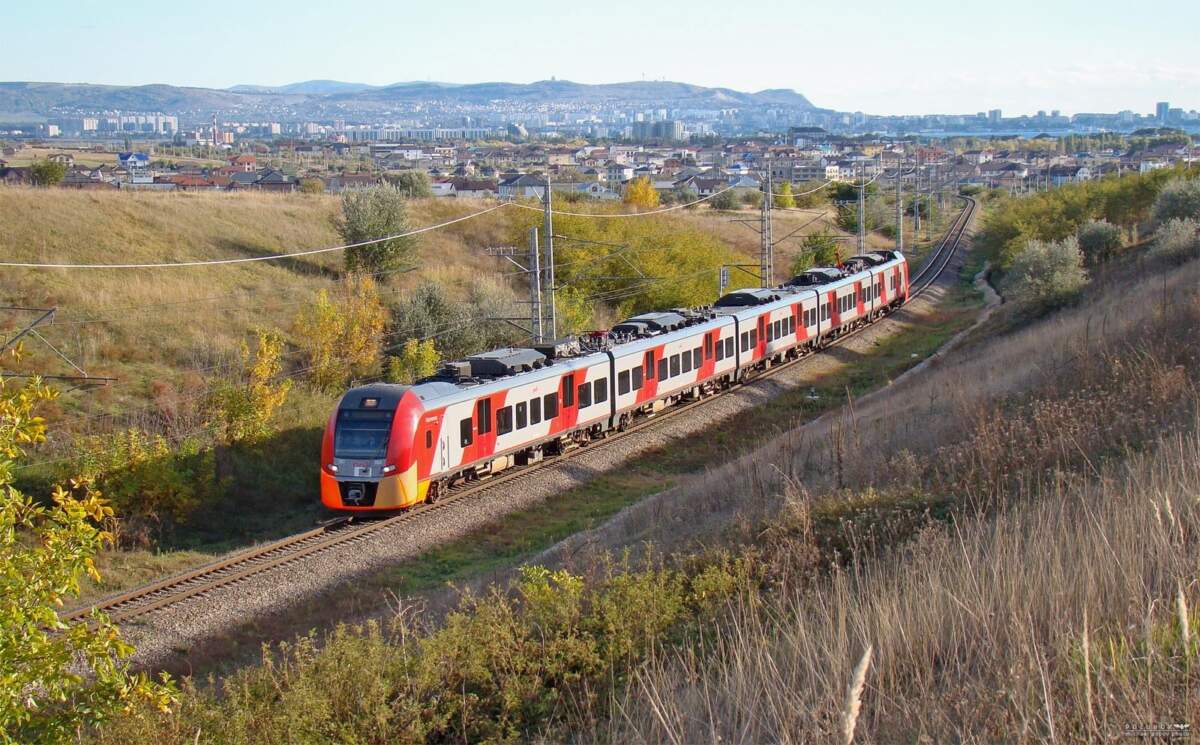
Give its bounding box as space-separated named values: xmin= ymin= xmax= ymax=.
xmin=1076 ymin=219 xmax=1123 ymax=264
xmin=1151 ymin=218 xmax=1200 ymax=260
xmin=1152 ymin=176 xmax=1200 ymax=224
xmin=97 ymin=557 xmax=753 ymax=743
xmin=1000 ymin=236 xmax=1088 ymax=307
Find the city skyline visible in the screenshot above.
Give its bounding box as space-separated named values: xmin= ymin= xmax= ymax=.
xmin=4 ymin=0 xmax=1198 ymax=117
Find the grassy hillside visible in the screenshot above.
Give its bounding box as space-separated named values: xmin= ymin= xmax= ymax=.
xmin=0 ymin=187 xmax=893 ymax=423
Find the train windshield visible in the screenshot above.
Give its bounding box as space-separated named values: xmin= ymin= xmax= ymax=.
xmin=334 ymin=409 xmax=394 ymax=459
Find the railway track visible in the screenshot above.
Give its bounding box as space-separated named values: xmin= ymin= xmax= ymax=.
xmin=65 ymin=196 xmax=977 ymax=626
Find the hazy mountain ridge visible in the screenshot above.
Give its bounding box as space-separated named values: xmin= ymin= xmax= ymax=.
xmin=0 ymin=79 xmax=817 ymax=118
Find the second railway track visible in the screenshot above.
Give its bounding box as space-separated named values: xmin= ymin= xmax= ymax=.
xmin=66 ymin=195 xmax=976 ymax=626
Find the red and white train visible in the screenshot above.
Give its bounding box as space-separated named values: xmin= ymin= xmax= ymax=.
xmin=321 ymin=251 xmax=909 ymax=511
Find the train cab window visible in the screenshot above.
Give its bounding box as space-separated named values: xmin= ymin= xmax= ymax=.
xmin=670 ymin=354 xmax=680 ymax=377
xmin=693 ymin=347 xmax=702 ymax=368
xmin=658 ymin=358 xmax=668 ymax=381
xmin=595 ymin=379 xmax=608 ymax=403
xmin=515 ymin=402 xmax=527 ymax=430
xmin=530 ymin=397 xmax=542 ymax=425
xmin=543 ymin=392 xmax=558 ymax=419
xmin=476 ymin=399 xmax=492 ymax=435
xmin=644 ymin=351 xmax=655 ymax=380
xmin=632 ymin=366 xmax=643 ymax=390
xmin=704 ymin=336 xmax=713 ymax=359
xmin=725 ymin=338 xmax=735 ymax=358
xmin=496 ymin=406 xmax=513 ymax=435
xmin=563 ymin=374 xmax=575 ymax=407
xmin=459 ymin=418 xmax=473 ymax=447
xmin=578 ymin=381 xmax=592 ymax=408
xmin=681 ymin=351 xmax=692 ymax=374
xmin=715 ymin=340 xmax=725 ymax=361
xmin=618 ymin=370 xmax=631 ymax=395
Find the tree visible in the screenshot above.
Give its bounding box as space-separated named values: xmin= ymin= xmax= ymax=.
xmin=774 ymin=182 xmax=796 ymax=209
xmin=387 ymin=171 xmax=433 ymax=198
xmin=1001 ymin=236 xmax=1088 ymax=307
xmin=386 ymin=339 xmax=441 ymax=384
xmin=1152 ymin=177 xmax=1200 ymax=224
xmin=623 ymin=177 xmax=660 ymax=209
xmin=29 ymin=160 xmax=66 ymax=187
xmin=205 ymin=330 xmax=292 ymax=445
xmin=741 ymin=190 xmax=763 ymax=208
xmin=1076 ymin=220 xmax=1123 ymax=265
xmin=0 ymin=370 xmax=175 ymax=740
xmin=708 ymin=190 xmax=739 ymax=211
xmin=293 ymin=275 xmax=387 ymax=390
xmin=336 ymin=185 xmax=418 ymax=274
xmin=795 ymin=234 xmax=841 ymax=273
xmin=1151 ymin=218 xmax=1200 ymax=260
xmin=299 ymin=178 xmax=325 ymax=195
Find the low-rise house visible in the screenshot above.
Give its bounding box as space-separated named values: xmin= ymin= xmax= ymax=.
xmin=253 ymin=169 xmax=296 ymax=192
xmin=449 ymin=178 xmax=498 ymax=198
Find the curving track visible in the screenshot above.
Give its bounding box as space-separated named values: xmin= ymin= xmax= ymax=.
xmin=65 ymin=196 xmax=976 ymax=626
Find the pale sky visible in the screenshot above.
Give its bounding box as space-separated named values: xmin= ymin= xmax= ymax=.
xmin=5 ymin=0 xmax=1198 ymax=116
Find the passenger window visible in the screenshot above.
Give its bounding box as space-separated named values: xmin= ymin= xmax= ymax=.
xmin=497 ymin=406 xmax=513 ymax=435
xmin=750 ymin=329 xmax=757 ymax=347
xmin=618 ymin=370 xmax=630 ymax=394
xmin=460 ymin=417 xmax=472 ymax=447
xmin=670 ymin=354 xmax=680 ymax=377
xmin=658 ymin=358 xmax=668 ymax=380
xmin=530 ymin=397 xmax=542 ymax=425
xmin=515 ymin=401 xmax=527 ymax=429
xmin=681 ymin=352 xmax=692 ymax=374
xmin=578 ymin=381 xmax=592 ymax=408
xmin=726 ymin=338 xmax=734 ymax=357
xmin=632 ymin=366 xmax=643 ymax=390
xmin=543 ymin=392 xmax=558 ymax=419
xmin=716 ymin=341 xmax=724 ymax=361
xmin=693 ymin=348 xmax=702 ymax=368
xmin=741 ymin=332 xmax=749 ymax=352
xmin=766 ymin=324 xmax=773 ymax=342
xmin=563 ymin=374 xmax=575 ymax=407
xmin=595 ymin=379 xmax=608 ymax=402
xmin=477 ymin=399 xmax=492 ymax=435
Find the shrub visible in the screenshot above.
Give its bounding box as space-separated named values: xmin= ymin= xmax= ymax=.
xmin=204 ymin=330 xmax=292 ymax=445
xmin=708 ymin=189 xmax=739 ymax=211
xmin=1151 ymin=176 xmax=1200 ymax=224
xmin=385 ymin=339 xmax=440 ymax=384
xmin=293 ymin=275 xmax=387 ymax=390
xmin=1151 ymin=217 xmax=1200 ymax=260
xmin=29 ymin=159 xmax=66 ymax=186
xmin=386 ymin=170 xmax=433 ymax=198
xmin=298 ymin=178 xmax=324 ymax=195
xmin=1000 ymin=236 xmax=1088 ymax=307
xmin=623 ymin=177 xmax=660 ymax=209
xmin=740 ymin=189 xmax=763 ymax=208
xmin=336 ymin=185 xmax=418 ymax=274
xmin=1076 ymin=219 xmax=1122 ymax=264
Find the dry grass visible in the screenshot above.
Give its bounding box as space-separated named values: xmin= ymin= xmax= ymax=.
xmin=615 ymin=426 xmax=1200 ymax=743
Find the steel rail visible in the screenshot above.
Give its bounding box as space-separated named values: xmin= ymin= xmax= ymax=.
xmin=64 ymin=197 xmax=976 ymax=626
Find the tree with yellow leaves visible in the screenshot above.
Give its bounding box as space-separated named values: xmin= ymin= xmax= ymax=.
xmin=774 ymin=181 xmax=796 ymax=209
xmin=0 ymin=358 xmax=176 ymax=740
xmin=623 ymin=177 xmax=660 ymax=209
xmin=386 ymin=338 xmax=441 ymax=384
xmin=293 ymin=274 xmax=387 ymax=390
xmin=205 ymin=329 xmax=293 ymax=445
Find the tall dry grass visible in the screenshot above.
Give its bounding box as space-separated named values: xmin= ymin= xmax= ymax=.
xmin=615 ymin=425 xmax=1200 ymax=743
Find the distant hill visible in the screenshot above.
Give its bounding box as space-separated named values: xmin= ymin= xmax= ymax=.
xmin=0 ymin=79 xmax=819 ymax=120
xmin=228 ymin=80 xmax=379 ymax=95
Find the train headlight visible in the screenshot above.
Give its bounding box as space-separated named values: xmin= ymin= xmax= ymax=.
xmin=327 ymin=463 xmax=338 ymax=474
xmin=382 ymin=464 xmax=397 ymax=475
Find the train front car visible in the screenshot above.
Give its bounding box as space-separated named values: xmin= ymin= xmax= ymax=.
xmin=321 ymin=383 xmax=427 ymax=511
